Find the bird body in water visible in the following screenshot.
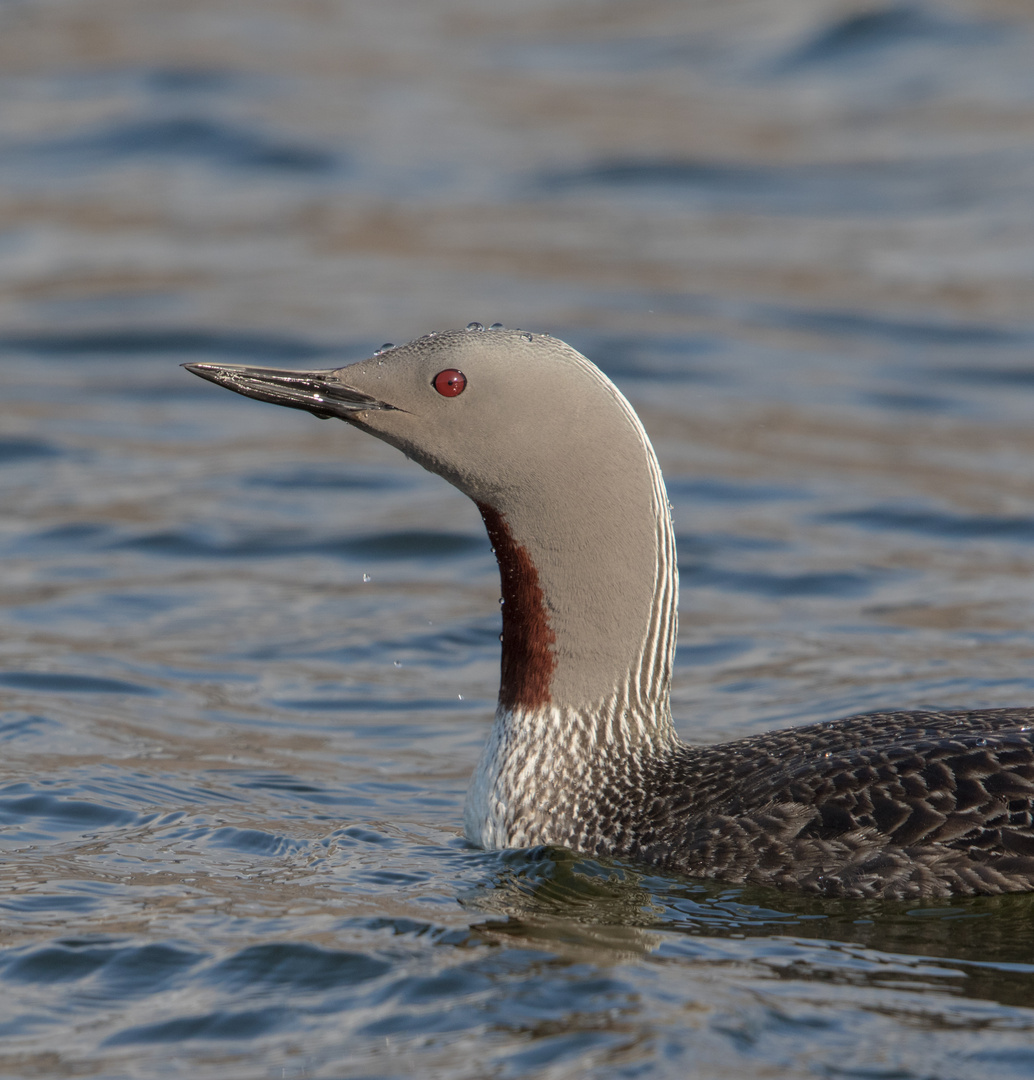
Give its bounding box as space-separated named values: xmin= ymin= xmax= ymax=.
xmin=185 ymin=326 xmax=1034 ymax=899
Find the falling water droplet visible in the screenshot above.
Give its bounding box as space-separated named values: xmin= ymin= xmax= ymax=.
xmin=363 ymin=573 xmax=371 ymax=583
xmin=466 ymin=321 xmax=484 ymax=332
xmin=457 ymin=694 xmax=464 ymax=700
xmin=393 ymin=660 xmax=401 ymax=668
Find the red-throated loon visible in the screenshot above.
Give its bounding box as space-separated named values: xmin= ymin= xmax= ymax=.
xmin=185 ymin=325 xmax=1034 ymax=899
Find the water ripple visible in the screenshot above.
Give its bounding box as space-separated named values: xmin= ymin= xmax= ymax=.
xmin=0 ymin=328 xmax=335 ymax=361
xmin=104 ymin=1006 xmax=287 ymax=1045
xmin=0 ymin=672 xmax=156 ymax=695
xmin=821 ymin=507 xmax=1034 ymax=543
xmin=0 ymin=437 xmax=62 ymax=464
xmin=681 ymin=564 xmax=882 ymax=599
xmin=775 ymin=3 xmax=1001 ymax=73
xmin=534 ymin=153 xmax=1030 ymax=216
xmin=0 ymin=786 xmax=143 ymax=829
xmin=12 ymin=116 xmax=342 ymax=175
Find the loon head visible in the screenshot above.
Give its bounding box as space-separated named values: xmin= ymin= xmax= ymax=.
xmin=190 ymin=328 xmax=620 ymax=506
xmin=185 ymin=326 xmax=678 ymax=727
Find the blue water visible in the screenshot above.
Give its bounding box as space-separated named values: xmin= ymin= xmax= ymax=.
xmin=4 ymin=1 xmax=1034 ymax=1076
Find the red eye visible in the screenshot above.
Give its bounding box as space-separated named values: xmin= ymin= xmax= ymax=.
xmin=433 ymin=369 xmax=466 ymax=397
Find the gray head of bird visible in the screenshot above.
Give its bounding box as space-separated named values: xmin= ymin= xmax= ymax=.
xmin=185 ymin=326 xmax=677 ymax=723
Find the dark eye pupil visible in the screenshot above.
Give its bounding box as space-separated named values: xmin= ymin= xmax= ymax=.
xmin=433 ymin=369 xmax=466 ymax=397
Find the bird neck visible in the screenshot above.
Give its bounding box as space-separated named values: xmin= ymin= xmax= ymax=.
xmin=474 ymin=383 xmax=679 ymax=757
xmin=458 ymin=370 xmax=680 ymax=850
xmin=466 ymin=426 xmax=679 ymax=851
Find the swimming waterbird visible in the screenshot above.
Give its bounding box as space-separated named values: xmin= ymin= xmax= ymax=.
xmin=185 ymin=325 xmax=1034 ymax=899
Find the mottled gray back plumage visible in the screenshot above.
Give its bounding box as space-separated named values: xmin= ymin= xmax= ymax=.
xmin=185 ymin=328 xmax=1034 ymax=899
xmin=590 ymin=708 xmax=1034 ymax=899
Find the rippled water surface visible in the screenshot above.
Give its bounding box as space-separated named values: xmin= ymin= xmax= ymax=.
xmin=4 ymin=1 xmax=1034 ymax=1076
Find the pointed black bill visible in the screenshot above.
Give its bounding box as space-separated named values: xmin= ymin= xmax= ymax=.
xmin=182 ymin=362 xmax=395 ymax=420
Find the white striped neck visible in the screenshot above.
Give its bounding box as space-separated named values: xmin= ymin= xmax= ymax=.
xmin=464 ymin=356 xmax=681 ymax=849
xmin=465 ymin=696 xmax=680 ymax=851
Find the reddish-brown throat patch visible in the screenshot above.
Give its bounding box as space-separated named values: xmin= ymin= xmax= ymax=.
xmin=477 ymin=502 xmax=557 ymax=710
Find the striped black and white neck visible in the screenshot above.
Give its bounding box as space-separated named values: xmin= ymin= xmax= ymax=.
xmin=185 ymin=326 xmax=1034 ymax=900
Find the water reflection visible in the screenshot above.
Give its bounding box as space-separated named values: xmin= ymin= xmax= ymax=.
xmin=462 ymin=848 xmax=1034 ymax=1013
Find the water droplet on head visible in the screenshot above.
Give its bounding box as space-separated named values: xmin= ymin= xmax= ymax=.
xmin=499 ymin=597 xmax=505 ymax=606
xmin=498 ymin=633 xmax=503 ymax=642
xmin=490 ymin=323 xmax=503 ymax=330
xmin=466 ymin=322 xmax=484 ymax=332
xmin=381 ymin=343 xmax=394 ymax=351
xmin=363 ymin=573 xmax=371 ymax=583
xmin=522 ymin=333 xmax=533 ymax=343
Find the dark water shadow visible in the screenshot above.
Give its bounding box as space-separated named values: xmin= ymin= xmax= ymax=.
xmin=460 ymin=847 xmax=1034 ymax=1008
xmin=18 ymin=522 xmax=482 ymax=563
xmin=533 ymin=153 xmax=1026 ymax=217
xmin=0 ymin=784 xmax=143 ymax=830
xmin=668 ymin=477 xmax=809 ymax=504
xmin=4 ymin=940 xmax=202 ymax=992
xmin=820 ymin=507 xmax=1034 ymax=544
xmin=10 ymin=116 xmax=342 ymax=176
xmin=143 ymin=67 xmax=244 ymax=95
xmin=942 ymin=365 xmax=1034 ymax=387
xmin=680 ymin=563 xmax=883 ymax=599
xmin=579 ymin=332 xmax=722 ymax=383
xmin=771 ymin=2 xmax=1003 ymax=75
xmin=861 ymin=390 xmax=958 ymax=414
xmin=0 ymin=327 xmax=339 ymax=362
xmin=0 ymin=437 xmax=62 ymax=464
xmin=751 ymin=303 xmax=1032 ymax=347
xmin=244 ymin=466 xmax=416 ymax=492
xmin=0 ymin=672 xmax=155 ymax=696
